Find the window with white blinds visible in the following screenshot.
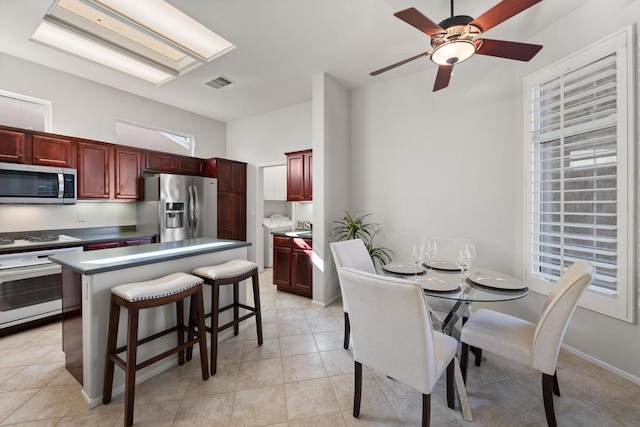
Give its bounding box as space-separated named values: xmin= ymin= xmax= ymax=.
xmin=524 ymin=27 xmax=635 ymax=322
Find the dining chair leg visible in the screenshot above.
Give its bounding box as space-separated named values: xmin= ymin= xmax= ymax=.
xmin=474 ymin=348 xmax=483 ymax=367
xmin=542 ymin=373 xmax=558 ymax=427
xmin=353 ymin=361 xmax=362 ymax=417
xmin=343 ymin=312 xmax=350 ymax=350
xmin=460 ymin=342 xmax=470 ymax=384
xmin=422 ymin=393 xmax=431 ymax=427
xmin=553 ymin=371 xmax=561 ymax=396
xmin=446 ymin=360 xmax=455 ymax=409
xmin=176 ymin=299 xmax=185 ymax=365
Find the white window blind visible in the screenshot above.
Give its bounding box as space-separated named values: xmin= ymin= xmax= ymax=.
xmin=524 ymin=27 xmax=635 ymax=322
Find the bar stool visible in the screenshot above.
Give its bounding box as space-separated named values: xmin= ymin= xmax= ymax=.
xmin=188 ymin=260 xmax=263 ymax=375
xmin=103 ymin=272 xmax=209 ymax=427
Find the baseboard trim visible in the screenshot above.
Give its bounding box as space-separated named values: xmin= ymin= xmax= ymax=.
xmin=561 ymin=343 xmax=640 ymax=386
xmin=311 ymin=293 xmax=341 ymax=308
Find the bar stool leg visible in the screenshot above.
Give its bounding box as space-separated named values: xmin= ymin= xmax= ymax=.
xmin=103 ymin=295 xmax=120 ymax=404
xmin=176 ymin=299 xmax=185 ymax=365
xmin=124 ymin=306 xmax=139 ymax=427
xmin=233 ymin=281 xmax=239 ymax=336
xmin=211 ymin=283 xmax=220 ymax=375
xmin=195 ymin=287 xmax=210 ymax=380
xmin=252 ymin=272 xmax=263 ymax=345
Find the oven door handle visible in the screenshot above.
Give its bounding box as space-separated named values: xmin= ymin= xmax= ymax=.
xmin=0 ymin=263 xmax=61 ymax=283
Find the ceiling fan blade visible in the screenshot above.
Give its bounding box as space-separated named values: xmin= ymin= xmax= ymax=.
xmin=433 ymin=65 xmax=452 ymax=92
xmin=475 ymin=39 xmax=543 ymax=61
xmin=470 ymin=0 xmax=542 ymax=33
xmin=370 ymin=51 xmax=430 ymax=76
xmin=394 ymin=7 xmax=445 ymax=37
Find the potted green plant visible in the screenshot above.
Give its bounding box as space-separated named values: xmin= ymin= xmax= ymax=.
xmin=331 ymin=210 xmax=393 ymax=268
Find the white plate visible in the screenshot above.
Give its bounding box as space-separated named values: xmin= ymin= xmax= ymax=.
xmin=467 ymin=268 xmax=526 ymax=291
xmin=382 ymin=262 xmax=426 ymax=275
xmin=425 ymin=260 xmax=460 ymax=271
xmin=416 ymin=277 xmax=460 ymax=293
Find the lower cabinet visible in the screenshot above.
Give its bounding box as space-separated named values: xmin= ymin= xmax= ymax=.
xmin=83 ymin=236 xmax=154 ymax=251
xmin=273 ymin=235 xmax=312 ymax=298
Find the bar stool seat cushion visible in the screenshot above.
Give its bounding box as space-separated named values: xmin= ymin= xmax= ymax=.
xmin=193 ymin=260 xmax=258 ymax=280
xmin=111 ymin=272 xmax=203 ymax=302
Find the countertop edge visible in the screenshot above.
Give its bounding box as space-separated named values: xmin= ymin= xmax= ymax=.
xmin=50 ymin=239 xmax=251 ymax=275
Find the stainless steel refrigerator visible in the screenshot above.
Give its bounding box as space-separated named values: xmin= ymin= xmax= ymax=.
xmin=137 ymin=173 xmax=217 ymax=242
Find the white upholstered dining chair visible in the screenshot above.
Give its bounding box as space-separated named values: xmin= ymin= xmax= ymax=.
xmin=459 ymin=260 xmax=595 ymax=427
xmin=330 ymin=239 xmax=376 ymax=349
xmin=338 ymin=267 xmax=466 ymax=427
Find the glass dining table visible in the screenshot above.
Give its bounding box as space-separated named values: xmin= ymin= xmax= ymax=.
xmin=382 ymin=263 xmax=530 ymax=335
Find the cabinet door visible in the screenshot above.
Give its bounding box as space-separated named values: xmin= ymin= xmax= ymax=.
xmin=124 ymin=237 xmax=154 ymax=246
xmin=304 ymin=152 xmax=312 ymax=200
xmin=32 ymin=135 xmax=75 ymax=168
xmin=273 ymin=246 xmax=291 ymax=288
xmin=179 ymin=157 xmax=204 ymax=175
xmin=286 ymin=153 xmax=305 ymax=201
xmin=217 ymin=192 xmax=246 ymax=240
xmin=291 ymin=238 xmax=313 ymax=298
xmin=144 ymin=151 xmax=177 ymax=173
xmin=78 ymin=141 xmax=111 ymax=199
xmin=84 ymin=241 xmax=120 ymax=251
xmin=114 ymin=148 xmax=141 ymax=200
xmin=0 ymin=129 xmax=26 ymax=164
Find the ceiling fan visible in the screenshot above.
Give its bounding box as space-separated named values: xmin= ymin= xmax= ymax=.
xmin=370 ymin=0 xmax=544 ymax=91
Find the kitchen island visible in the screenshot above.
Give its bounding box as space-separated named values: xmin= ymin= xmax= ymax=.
xmin=49 ymin=238 xmax=251 ymax=409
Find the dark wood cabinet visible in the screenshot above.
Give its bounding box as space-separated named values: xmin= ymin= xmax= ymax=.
xmin=179 ymin=157 xmax=204 ymax=175
xmin=77 ymin=141 xmax=111 ymax=199
xmin=32 ymin=135 xmax=76 ymax=168
xmin=273 ymin=235 xmax=312 ymax=298
xmin=114 ymin=148 xmax=141 ymax=200
xmin=205 ymin=158 xmax=247 ymax=241
xmin=84 ymin=241 xmax=120 ymax=251
xmin=286 ymin=149 xmax=312 ymax=201
xmin=0 ymin=129 xmax=26 ymax=163
xmin=144 ymin=151 xmax=177 ymax=173
xmin=123 ymin=237 xmax=154 ymax=246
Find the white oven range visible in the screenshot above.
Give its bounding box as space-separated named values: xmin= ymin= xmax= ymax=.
xmin=0 ymin=238 xmax=83 ymax=334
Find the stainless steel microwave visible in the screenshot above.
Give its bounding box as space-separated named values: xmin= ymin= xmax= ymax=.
xmin=0 ymin=163 xmax=77 ymax=204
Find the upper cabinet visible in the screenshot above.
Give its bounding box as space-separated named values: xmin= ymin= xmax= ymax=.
xmin=0 ymin=129 xmax=26 ymax=164
xmin=114 ymin=147 xmax=141 ymax=200
xmin=286 ymin=149 xmax=312 ymax=202
xmin=32 ymin=135 xmax=76 ymax=168
xmin=143 ymin=151 xmax=204 ymax=176
xmin=77 ymin=141 xmax=111 ymax=199
xmin=264 ymin=165 xmax=287 ymax=201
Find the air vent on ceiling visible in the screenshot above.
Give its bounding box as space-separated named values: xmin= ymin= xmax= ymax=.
xmin=206 ymin=75 xmax=234 ymax=89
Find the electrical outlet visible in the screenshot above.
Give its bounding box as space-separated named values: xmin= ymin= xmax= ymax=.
xmin=78 ymin=212 xmax=86 ymax=222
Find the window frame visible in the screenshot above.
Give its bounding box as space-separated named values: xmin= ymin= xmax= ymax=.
xmin=115 ymin=119 xmax=195 ymax=156
xmin=0 ymin=90 xmax=52 ymax=132
xmin=523 ymin=26 xmax=636 ymax=322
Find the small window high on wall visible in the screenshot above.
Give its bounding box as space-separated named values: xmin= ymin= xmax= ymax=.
xmin=0 ymin=90 xmax=51 ymax=131
xmin=524 ymin=27 xmax=635 ymax=322
xmin=116 ymin=120 xmax=194 ymax=156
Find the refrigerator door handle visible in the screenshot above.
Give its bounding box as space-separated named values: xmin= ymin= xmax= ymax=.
xmin=193 ymin=184 xmax=200 ymax=232
xmin=188 ymin=184 xmax=195 ymax=234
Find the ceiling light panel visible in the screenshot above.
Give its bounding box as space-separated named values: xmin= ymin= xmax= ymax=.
xmin=32 ymin=21 xmax=174 ymax=84
xmin=32 ymin=0 xmax=235 ymax=84
xmin=90 ymin=0 xmax=235 ymax=61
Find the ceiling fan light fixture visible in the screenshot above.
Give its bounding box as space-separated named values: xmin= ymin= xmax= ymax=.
xmin=431 ymin=39 xmax=476 ymax=66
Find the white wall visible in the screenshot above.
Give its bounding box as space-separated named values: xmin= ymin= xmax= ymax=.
xmin=312 ymin=73 xmax=350 ymax=306
xmin=0 ymin=53 xmax=227 ymax=232
xmin=226 ymin=102 xmax=313 ymax=264
xmin=350 ymin=0 xmax=640 ymax=382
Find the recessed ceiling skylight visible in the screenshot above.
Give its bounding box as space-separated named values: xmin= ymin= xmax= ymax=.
xmin=31 ymin=0 xmax=235 ymax=84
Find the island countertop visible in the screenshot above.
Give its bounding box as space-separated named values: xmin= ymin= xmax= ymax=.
xmin=49 ymin=238 xmax=250 ymax=275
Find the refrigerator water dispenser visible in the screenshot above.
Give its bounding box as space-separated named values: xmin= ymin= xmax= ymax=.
xmin=165 ymin=202 xmax=184 ymax=229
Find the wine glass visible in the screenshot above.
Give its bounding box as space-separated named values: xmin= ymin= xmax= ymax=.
xmin=466 ymin=242 xmax=476 ymax=270
xmin=410 ymin=244 xmax=423 ymax=279
xmin=456 ymin=248 xmax=471 ymax=282
xmin=422 ymin=239 xmax=437 ymax=276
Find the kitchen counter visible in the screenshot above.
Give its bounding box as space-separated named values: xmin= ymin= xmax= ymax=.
xmin=51 ymin=237 xmax=250 ymax=409
xmin=49 ymin=238 xmax=249 ymax=274
xmin=271 ymin=229 xmax=313 ymax=239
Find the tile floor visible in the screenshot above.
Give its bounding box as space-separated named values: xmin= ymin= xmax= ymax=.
xmin=1 ymin=268 xmax=639 ymax=426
